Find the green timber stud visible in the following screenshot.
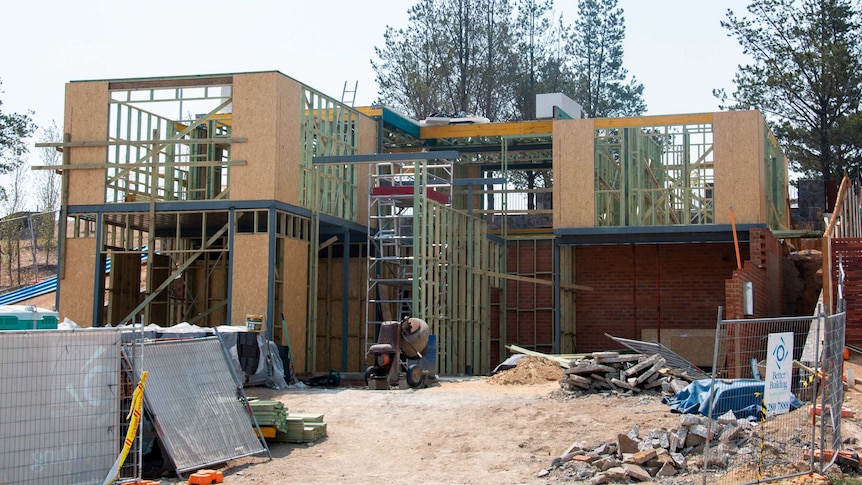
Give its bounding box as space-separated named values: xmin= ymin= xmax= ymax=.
xmin=299 ymin=87 xmax=360 ymax=372
xmin=764 ymin=125 xmax=788 ymax=230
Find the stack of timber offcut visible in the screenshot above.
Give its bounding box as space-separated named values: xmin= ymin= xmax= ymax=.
xmin=249 ymin=399 xmax=327 ymax=443
xmin=560 ymin=352 xmax=691 ymax=395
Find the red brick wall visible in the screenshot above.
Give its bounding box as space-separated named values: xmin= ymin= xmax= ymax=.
xmin=831 ymin=238 xmax=862 ymax=345
xmin=574 ymin=243 xmax=743 ymax=352
xmin=489 ymin=240 xmax=555 ymax=362
xmin=724 ymin=228 xmax=786 ymax=320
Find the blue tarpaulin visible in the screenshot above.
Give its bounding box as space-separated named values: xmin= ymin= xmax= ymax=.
xmin=661 ymin=378 xmax=803 ymax=420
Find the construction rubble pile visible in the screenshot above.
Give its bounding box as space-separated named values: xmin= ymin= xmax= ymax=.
xmin=540 ymin=410 xmax=786 ymax=483
xmin=559 ymin=352 xmax=692 ymax=395
xmin=249 ymin=399 xmax=327 ymax=444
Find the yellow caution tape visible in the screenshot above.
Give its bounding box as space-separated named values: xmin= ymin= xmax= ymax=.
xmin=102 ymin=371 xmax=149 ymax=485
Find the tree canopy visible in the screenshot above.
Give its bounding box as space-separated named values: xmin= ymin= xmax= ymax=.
xmin=0 ymin=79 xmax=36 ymax=202
xmin=717 ymin=0 xmax=862 ymax=183
xmin=372 ymin=0 xmax=645 ymax=121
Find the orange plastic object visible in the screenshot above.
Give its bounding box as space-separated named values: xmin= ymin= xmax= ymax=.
xmin=188 ymin=472 xmax=214 ymax=485
xmin=188 ymin=469 xmax=224 ymax=484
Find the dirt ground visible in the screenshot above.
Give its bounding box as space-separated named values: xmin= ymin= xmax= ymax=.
xmin=149 ymin=356 xmax=862 ymax=485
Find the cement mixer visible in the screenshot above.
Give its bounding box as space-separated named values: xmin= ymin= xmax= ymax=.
xmin=365 ymin=316 xmax=433 ymax=389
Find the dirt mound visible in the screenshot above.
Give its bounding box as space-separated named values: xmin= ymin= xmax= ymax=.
xmin=487 ymin=355 xmax=563 ymax=385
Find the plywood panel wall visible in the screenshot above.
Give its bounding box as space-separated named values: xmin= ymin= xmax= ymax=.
xmin=356 ymin=114 xmax=377 ymax=224
xmin=231 ymin=73 xmax=280 ymax=201
xmin=64 ymin=82 xmax=109 ymax=206
xmin=281 ymin=237 xmax=309 ymax=371
xmin=58 ymin=238 xmax=98 ymax=327
xmin=714 ymin=110 xmax=766 ymax=225
xmin=230 ymin=234 xmax=270 ymax=327
xmin=275 ymin=75 xmax=303 ymax=206
xmin=553 ymin=119 xmax=595 ymax=228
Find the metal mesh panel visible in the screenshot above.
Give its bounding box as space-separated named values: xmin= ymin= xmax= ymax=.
xmin=0 ymin=329 xmax=121 ymax=485
xmin=133 ymin=337 xmax=266 ymax=473
xmin=819 ymin=312 xmax=846 ymax=467
xmin=702 ymin=311 xmax=844 ymax=484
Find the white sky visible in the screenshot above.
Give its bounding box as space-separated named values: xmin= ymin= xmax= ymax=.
xmin=2 ymin=0 xmax=751 ymax=205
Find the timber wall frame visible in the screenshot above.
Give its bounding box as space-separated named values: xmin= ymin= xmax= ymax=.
xmin=47 ymin=70 xmax=791 ymax=374
xmin=46 ymin=72 xmax=373 ymax=373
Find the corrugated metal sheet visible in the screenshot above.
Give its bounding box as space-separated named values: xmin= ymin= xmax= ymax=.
xmin=605 ymin=333 xmax=710 ymax=381
xmin=133 ymin=338 xmax=266 ymax=473
xmin=0 ymin=329 xmax=121 ymax=484
xmin=0 ymin=278 xmax=57 ymax=305
xmin=0 ymin=250 xmax=148 ymax=306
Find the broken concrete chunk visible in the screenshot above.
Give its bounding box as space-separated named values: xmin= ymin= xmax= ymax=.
xmin=717 ymin=410 xmax=738 ymax=424
xmin=656 ymin=461 xmax=678 ymax=477
xmin=678 ymin=414 xmax=701 ymax=426
xmin=671 ymin=452 xmax=687 ymax=468
xmin=624 ymin=448 xmax=657 ymax=465
xmin=605 ymin=467 xmax=628 ymax=480
xmin=617 ymin=433 xmax=640 ymax=454
xmin=689 ymin=423 xmax=710 ymax=439
xmin=593 ymin=456 xmax=621 ymax=472
xmin=624 ymin=463 xmax=653 ymax=481
xmin=719 ymin=424 xmax=743 ymax=443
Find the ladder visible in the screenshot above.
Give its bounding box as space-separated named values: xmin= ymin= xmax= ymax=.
xmin=341 ymin=81 xmax=358 ymax=107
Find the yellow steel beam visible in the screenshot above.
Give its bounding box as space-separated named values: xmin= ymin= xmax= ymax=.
xmin=420 ymin=120 xmax=553 ymax=139
xmin=594 ymin=113 xmax=714 ymax=129
xmin=355 ymin=106 xmax=382 ymax=117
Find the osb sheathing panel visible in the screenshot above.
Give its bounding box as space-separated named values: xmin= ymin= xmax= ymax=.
xmin=58 ymin=238 xmax=98 ymax=327
xmin=275 ymin=75 xmax=303 ymax=205
xmin=714 ymin=110 xmax=765 ymax=225
xmin=281 ymin=237 xmax=308 ymax=371
xmin=230 ymin=233 xmax=270 ymax=328
xmin=641 ymin=328 xmax=715 ymax=368
xmin=315 ymin=258 xmax=366 ymax=372
xmin=553 ymin=118 xmax=595 ymax=228
xmin=356 ymin=115 xmax=377 ymax=224
xmin=64 ymin=82 xmax=109 ymax=206
xmin=230 ymin=73 xmax=281 ymax=202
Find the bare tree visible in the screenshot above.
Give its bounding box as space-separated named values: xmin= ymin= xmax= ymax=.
xmin=36 ymin=121 xmax=61 ymax=266
xmin=2 ymin=161 xmax=28 ymax=285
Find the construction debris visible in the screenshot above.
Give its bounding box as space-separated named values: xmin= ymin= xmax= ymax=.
xmin=249 ymin=399 xmax=327 ymax=444
xmin=559 ymin=351 xmax=692 ymax=395
xmin=541 ymin=411 xmax=798 ymax=483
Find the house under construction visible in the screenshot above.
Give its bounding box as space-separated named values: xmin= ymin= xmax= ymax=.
xmin=50 ymin=71 xmax=795 ymax=375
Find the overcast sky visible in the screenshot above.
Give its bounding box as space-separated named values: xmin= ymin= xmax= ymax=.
xmin=2 ymin=0 xmax=751 ymax=198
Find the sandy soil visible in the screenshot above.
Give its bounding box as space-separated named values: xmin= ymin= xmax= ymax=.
xmin=147 ymin=356 xmax=862 ymax=485
xmin=217 ymin=381 xmax=679 ymax=485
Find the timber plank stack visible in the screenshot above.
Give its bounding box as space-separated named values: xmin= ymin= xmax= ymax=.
xmin=249 ymin=399 xmax=327 ymax=443
xmin=560 ymin=352 xmax=691 ymax=395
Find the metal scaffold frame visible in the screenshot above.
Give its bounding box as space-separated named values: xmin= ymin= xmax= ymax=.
xmin=364 ymin=154 xmax=500 ymax=375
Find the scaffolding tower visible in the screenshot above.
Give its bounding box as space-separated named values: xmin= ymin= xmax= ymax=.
xmin=364 ymin=156 xmax=453 ymax=355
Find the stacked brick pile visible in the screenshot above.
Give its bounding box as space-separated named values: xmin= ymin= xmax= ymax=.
xmin=559 ymin=352 xmax=691 ymax=395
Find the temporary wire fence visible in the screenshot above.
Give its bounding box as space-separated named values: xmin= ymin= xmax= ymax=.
xmin=0 ymin=210 xmax=59 ymax=294
xmin=0 ymin=327 xmax=145 ymax=484
xmin=701 ymin=308 xmax=845 ymax=485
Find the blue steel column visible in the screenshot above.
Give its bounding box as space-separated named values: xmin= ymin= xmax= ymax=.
xmin=267 ymin=207 xmax=277 ymax=338
xmin=92 ymin=212 xmax=105 ymax=327
xmin=226 ymin=209 xmax=235 ymax=324
xmin=341 ymin=229 xmax=350 ymax=371
xmin=553 ymin=240 xmax=561 ymax=354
